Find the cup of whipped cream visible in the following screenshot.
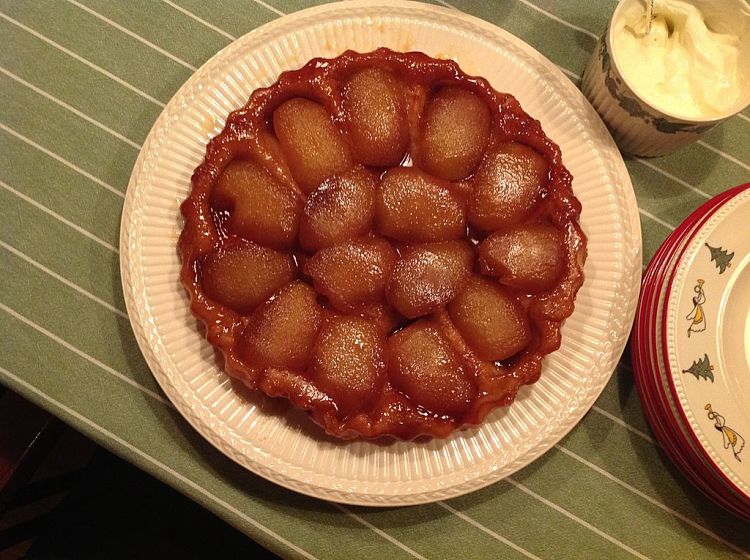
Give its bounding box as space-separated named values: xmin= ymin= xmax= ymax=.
xmin=582 ymin=0 xmax=750 ymax=157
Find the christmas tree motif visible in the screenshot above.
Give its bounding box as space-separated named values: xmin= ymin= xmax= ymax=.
xmin=706 ymin=404 xmax=745 ymax=462
xmin=681 ymin=353 xmax=714 ymax=382
xmin=705 ymin=243 xmax=734 ymax=274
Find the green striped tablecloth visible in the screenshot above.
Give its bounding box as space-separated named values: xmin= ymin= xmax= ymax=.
xmin=2 ymin=0 xmax=749 ymax=558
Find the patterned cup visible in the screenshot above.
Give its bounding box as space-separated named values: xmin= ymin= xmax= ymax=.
xmin=581 ymin=0 xmax=750 ymax=157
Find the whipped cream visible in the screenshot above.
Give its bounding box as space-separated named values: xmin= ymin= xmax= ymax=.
xmin=612 ymin=0 xmax=747 ymax=119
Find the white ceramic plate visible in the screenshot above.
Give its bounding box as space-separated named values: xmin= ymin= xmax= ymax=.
xmin=120 ymin=0 xmax=641 ymax=505
xmin=665 ymin=188 xmax=750 ymax=498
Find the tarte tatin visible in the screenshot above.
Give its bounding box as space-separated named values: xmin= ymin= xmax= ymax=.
xmin=179 ymin=48 xmax=586 ymax=440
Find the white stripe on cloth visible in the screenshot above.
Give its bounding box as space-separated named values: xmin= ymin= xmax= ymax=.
xmin=0 ymin=66 xmax=142 ymax=150
xmin=0 ymin=12 xmax=165 ymax=107
xmin=0 ymin=179 xmax=119 ymax=252
xmin=66 ymin=0 xmax=197 ymax=72
xmin=0 ymin=122 xmax=126 ymax=198
xmin=0 ymin=365 xmax=321 ymax=560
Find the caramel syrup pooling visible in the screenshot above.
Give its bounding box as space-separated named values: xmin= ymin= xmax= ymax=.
xmin=179 ymin=48 xmax=586 ymax=440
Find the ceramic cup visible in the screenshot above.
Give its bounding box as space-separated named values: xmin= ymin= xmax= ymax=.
xmin=581 ymin=0 xmax=750 ymax=157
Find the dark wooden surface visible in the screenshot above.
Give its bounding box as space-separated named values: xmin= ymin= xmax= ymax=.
xmin=0 ymin=389 xmax=60 ymax=508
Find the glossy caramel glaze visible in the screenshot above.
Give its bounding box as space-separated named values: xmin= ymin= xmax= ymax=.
xmin=179 ymin=48 xmax=587 ymax=440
